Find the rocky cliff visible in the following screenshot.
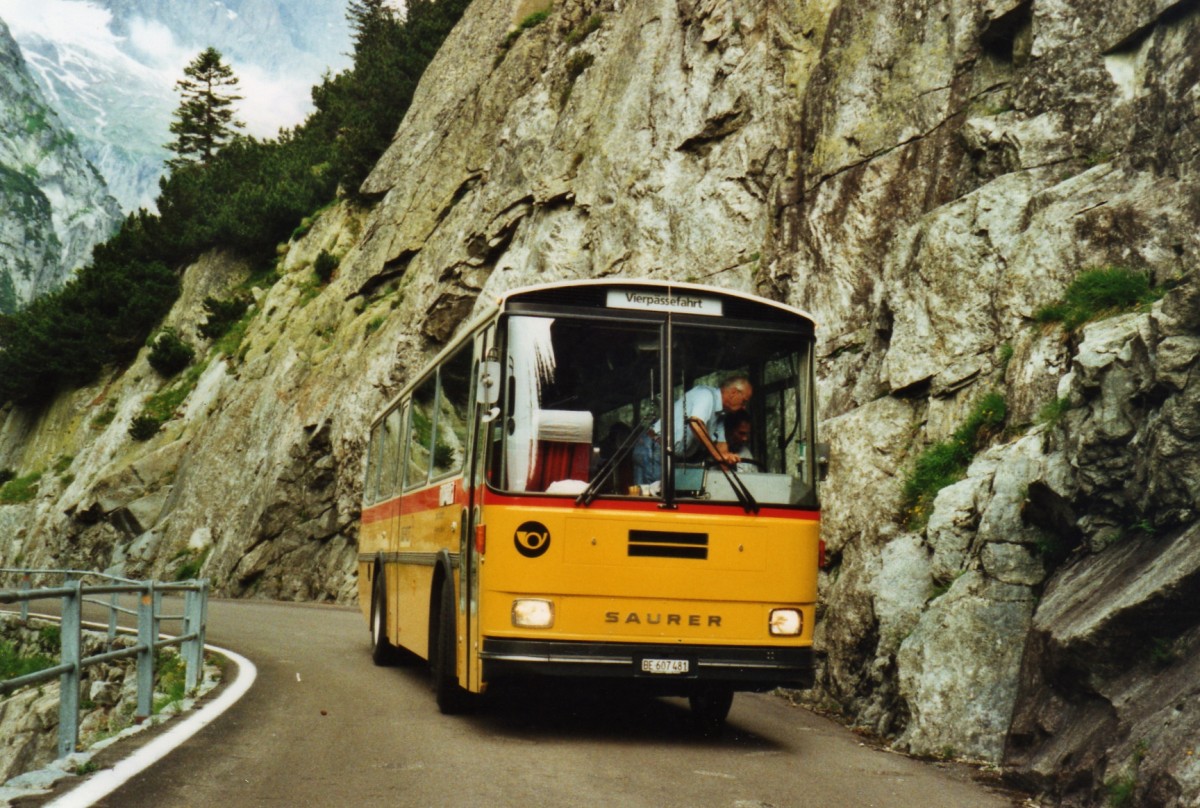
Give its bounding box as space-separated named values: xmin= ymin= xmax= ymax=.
xmin=1 ymin=1 xmax=1198 ymax=805
xmin=0 ymin=19 xmax=120 ymax=314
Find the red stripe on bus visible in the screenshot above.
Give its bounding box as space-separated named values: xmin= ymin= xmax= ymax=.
xmin=362 ymin=477 xmax=468 ymax=522
xmin=481 ymin=490 xmax=819 ymax=520
xmin=364 ymin=483 xmax=818 ymax=521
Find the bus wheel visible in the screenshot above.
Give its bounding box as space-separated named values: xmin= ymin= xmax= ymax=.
xmin=433 ymin=583 xmax=472 ymax=714
xmin=370 ymin=575 xmax=397 ymax=666
xmin=689 ymin=687 xmax=734 ymax=736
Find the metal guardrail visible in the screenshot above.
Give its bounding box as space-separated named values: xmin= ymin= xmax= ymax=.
xmin=0 ymin=568 xmax=209 ymax=759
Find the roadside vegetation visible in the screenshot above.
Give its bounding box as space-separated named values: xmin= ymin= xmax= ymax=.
xmin=902 ymin=392 xmax=1007 ymax=528
xmin=0 ymin=0 xmax=471 ymax=406
xmin=1035 ymin=266 xmax=1164 ymax=332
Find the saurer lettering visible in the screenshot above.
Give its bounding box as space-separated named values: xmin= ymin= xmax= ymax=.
xmin=605 ymin=611 xmax=722 ymax=627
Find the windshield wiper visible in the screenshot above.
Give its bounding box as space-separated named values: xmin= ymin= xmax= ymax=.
xmin=576 ymin=412 xmax=656 ymax=507
xmin=686 ymin=417 xmax=758 ymax=514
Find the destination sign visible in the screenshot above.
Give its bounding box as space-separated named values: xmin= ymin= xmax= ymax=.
xmin=606 ymin=289 xmax=723 ymax=316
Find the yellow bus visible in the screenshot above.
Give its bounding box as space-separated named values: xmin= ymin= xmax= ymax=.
xmin=358 ymin=280 xmax=821 ymax=728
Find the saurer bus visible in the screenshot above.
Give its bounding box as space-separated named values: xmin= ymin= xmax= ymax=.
xmin=358 ymin=280 xmax=821 ymax=729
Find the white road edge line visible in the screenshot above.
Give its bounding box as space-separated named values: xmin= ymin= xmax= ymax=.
xmin=45 ymin=643 xmax=257 ymax=808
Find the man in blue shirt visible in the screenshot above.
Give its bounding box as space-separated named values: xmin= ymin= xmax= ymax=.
xmin=632 ymin=376 xmax=752 ymax=486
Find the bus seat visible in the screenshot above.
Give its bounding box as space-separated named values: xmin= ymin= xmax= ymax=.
xmin=527 ymin=409 xmax=593 ymax=492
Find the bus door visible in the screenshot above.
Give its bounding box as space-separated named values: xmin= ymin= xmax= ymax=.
xmin=465 ymin=326 xmax=497 ymax=691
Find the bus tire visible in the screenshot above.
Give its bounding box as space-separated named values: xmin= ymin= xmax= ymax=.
xmin=370 ymin=573 xmax=398 ymax=666
xmin=433 ymin=582 xmax=471 ymax=714
xmin=689 ymin=686 xmax=734 ymax=736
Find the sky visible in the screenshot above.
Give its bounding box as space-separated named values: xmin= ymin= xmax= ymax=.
xmin=0 ymin=0 xmax=339 ymax=137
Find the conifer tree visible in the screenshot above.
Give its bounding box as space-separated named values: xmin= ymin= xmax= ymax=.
xmin=167 ymin=47 xmax=245 ymax=169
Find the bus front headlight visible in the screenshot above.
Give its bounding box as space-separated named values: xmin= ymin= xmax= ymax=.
xmin=769 ymin=608 xmax=803 ymax=636
xmin=512 ymin=599 xmax=555 ymax=628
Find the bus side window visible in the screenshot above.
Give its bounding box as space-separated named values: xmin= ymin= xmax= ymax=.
xmin=379 ymin=405 xmax=402 ymax=500
xmin=365 ymin=423 xmax=383 ymax=503
xmin=405 ymin=376 xmax=436 ymax=489
xmin=433 ymin=345 xmax=473 ymax=479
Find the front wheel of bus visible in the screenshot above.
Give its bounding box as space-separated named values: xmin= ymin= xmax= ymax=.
xmin=689 ymin=686 xmax=734 ymax=735
xmin=433 ymin=583 xmax=471 ymax=714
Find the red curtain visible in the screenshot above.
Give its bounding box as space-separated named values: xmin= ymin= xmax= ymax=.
xmin=527 ymin=441 xmax=591 ymax=491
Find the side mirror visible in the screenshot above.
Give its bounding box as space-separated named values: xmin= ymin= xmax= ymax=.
xmin=477 ymin=360 xmax=501 ymax=406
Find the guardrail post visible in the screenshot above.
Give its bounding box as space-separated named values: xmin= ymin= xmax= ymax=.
xmin=183 ymin=584 xmax=202 ymax=691
xmin=136 ymin=582 xmax=158 ymax=720
xmin=107 ymin=591 xmax=120 ymax=651
xmin=19 ymin=573 xmax=30 ymax=624
xmin=58 ymin=579 xmax=82 ymax=758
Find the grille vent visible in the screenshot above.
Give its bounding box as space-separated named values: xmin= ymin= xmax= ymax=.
xmin=628 ymin=530 xmax=708 ymax=560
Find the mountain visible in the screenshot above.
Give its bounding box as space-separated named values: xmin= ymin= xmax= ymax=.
xmin=0 ymin=0 xmax=352 ymax=213
xmin=0 ymin=17 xmax=120 ymax=314
xmin=2 ymin=1 xmax=1200 ymax=805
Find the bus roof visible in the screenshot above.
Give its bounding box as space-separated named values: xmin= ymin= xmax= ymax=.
xmin=491 ymin=278 xmax=817 ymax=326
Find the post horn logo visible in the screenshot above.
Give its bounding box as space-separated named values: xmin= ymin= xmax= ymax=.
xmin=514 ymin=521 xmax=551 ymax=558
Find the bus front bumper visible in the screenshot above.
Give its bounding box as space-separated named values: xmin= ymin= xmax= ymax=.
xmin=480 ymin=638 xmax=814 ymax=692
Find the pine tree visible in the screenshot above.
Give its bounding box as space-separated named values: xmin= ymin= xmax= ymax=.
xmin=167 ymin=47 xmax=244 ymax=169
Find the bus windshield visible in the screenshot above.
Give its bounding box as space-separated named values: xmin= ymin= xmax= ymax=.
xmin=495 ymin=314 xmax=818 ymax=508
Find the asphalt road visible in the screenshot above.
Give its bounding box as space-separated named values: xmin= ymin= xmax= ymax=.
xmin=23 ymin=599 xmax=1024 ymax=807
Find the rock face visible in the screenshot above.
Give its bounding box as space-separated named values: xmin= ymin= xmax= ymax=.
xmin=0 ymin=0 xmax=1198 ymax=804
xmin=0 ymin=19 xmax=120 ymax=314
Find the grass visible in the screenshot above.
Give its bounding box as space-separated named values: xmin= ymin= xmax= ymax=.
xmin=130 ymin=361 xmax=209 ymax=441
xmin=1106 ymin=774 xmax=1136 ymax=807
xmin=496 ymin=7 xmax=552 ymax=64
xmin=153 ymin=651 xmax=188 ymax=713
xmin=902 ymin=392 xmax=1007 ymax=528
xmin=1034 ymin=267 xmax=1163 ymax=332
xmin=0 ymin=638 xmax=56 ymax=679
xmin=1037 ymin=396 xmax=1071 ymax=427
xmin=92 ymin=402 xmax=118 ymax=429
xmin=174 ymin=548 xmax=210 ymax=581
xmin=213 ymin=307 xmax=256 ymax=358
xmin=565 ymin=13 xmax=602 ymax=46
xmin=0 ymin=471 xmax=43 ymax=504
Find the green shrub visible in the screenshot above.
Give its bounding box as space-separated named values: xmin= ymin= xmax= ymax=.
xmin=148 ymin=329 xmax=195 ymax=376
xmin=199 ymin=296 xmax=250 ymax=341
xmin=129 ymin=414 xmax=162 ymax=441
xmin=1035 ymin=267 xmax=1162 ymax=331
xmin=313 ymin=250 xmax=339 ymax=284
xmin=0 ymin=468 xmax=14 ymax=486
xmin=902 ymin=392 xmax=1007 ymax=528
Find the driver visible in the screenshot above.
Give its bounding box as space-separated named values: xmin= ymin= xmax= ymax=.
xmin=632 ymin=376 xmax=752 ymax=485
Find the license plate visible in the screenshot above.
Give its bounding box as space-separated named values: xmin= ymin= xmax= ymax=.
xmin=641 ymin=658 xmax=689 ymax=675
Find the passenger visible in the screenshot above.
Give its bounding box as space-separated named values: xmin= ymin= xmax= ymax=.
xmin=632 ymin=376 xmax=752 ymax=485
xmin=720 ymin=409 xmax=758 ymax=472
